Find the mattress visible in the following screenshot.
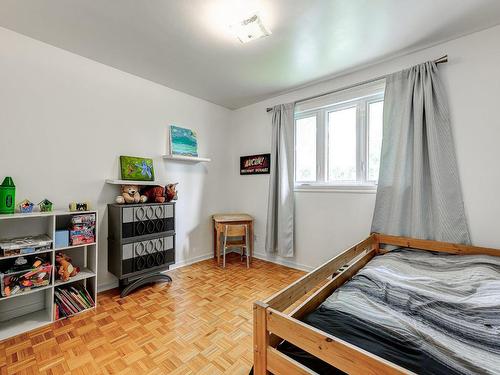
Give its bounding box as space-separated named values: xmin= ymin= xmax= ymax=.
xmin=278 ymin=249 xmax=500 ymax=374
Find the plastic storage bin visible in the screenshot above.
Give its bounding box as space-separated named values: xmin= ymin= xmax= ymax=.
xmin=0 ymin=235 xmax=52 ymax=257
xmin=1 ymin=263 xmax=52 ymax=297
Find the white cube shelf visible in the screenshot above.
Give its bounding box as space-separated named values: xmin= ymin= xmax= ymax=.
xmin=0 ymin=210 xmax=98 ymax=340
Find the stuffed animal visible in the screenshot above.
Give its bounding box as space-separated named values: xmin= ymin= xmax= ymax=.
xmin=55 ymin=252 xmax=80 ymax=282
xmin=142 ymin=186 xmax=165 ymax=203
xmin=116 ymin=184 xmax=147 ymax=204
xmin=166 ymin=183 xmax=178 ymax=202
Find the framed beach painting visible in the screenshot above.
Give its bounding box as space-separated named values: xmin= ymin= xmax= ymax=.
xmin=120 ymin=156 xmax=155 ymax=181
xmin=169 ymin=125 xmax=198 ymax=157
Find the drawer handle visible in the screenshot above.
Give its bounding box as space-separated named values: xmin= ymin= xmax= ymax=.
xmin=155 ymin=206 xmax=163 ymax=218
xmin=136 ymin=256 xmax=145 ymax=270
xmin=135 ymin=206 xmax=146 ymax=220
xmin=156 ymin=220 xmax=164 ymax=232
xmin=136 ymin=221 xmax=146 ymax=235
xmin=135 ymin=241 xmax=146 ymax=256
xmin=146 ymin=240 xmax=154 ymax=253
xmin=147 ymin=220 xmax=155 ymax=233
xmin=155 ymin=238 xmax=163 ymax=252
xmin=146 ymin=254 xmax=155 ymax=268
xmin=146 ymin=206 xmax=154 ymax=219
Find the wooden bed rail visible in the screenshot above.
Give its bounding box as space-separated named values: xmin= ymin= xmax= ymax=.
xmin=253 ymin=233 xmax=500 ymax=375
xmin=254 ymin=235 xmax=377 ymax=374
xmin=376 ymin=233 xmax=500 ymax=256
xmin=266 ymin=309 xmax=412 ymax=375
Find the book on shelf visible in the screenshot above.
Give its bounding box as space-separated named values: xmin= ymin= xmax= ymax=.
xmin=54 ymin=284 xmax=94 ymax=319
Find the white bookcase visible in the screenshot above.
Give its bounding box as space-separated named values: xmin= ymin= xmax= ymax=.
xmin=0 ymin=210 xmax=98 ymax=340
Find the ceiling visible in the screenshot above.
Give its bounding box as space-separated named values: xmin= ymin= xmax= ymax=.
xmin=1 ymin=0 xmax=500 ymax=109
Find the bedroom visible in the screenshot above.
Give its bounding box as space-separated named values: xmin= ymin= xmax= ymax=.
xmin=0 ymin=1 xmax=499 ymax=374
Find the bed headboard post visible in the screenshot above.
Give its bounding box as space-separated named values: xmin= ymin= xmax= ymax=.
xmin=371 ymin=233 xmax=381 ymax=254
xmin=253 ymin=301 xmax=269 ymax=375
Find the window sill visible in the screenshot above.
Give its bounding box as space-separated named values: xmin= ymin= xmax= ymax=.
xmin=294 ymin=185 xmax=377 ymax=194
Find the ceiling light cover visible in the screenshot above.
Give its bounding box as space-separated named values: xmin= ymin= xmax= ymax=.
xmin=230 ymin=14 xmax=271 ymax=43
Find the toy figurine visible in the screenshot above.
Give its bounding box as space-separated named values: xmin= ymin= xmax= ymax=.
xmin=69 ymin=201 xmax=91 ymax=212
xmin=142 ymin=186 xmax=165 ymax=203
xmin=55 ymin=252 xmax=80 ymax=282
xmin=166 ymin=183 xmax=178 ymax=202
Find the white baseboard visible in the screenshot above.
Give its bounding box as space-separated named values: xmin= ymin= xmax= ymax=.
xmin=166 ymin=252 xmax=213 ymax=271
xmin=97 ymin=280 xmax=118 ymax=293
xmin=253 ymin=251 xmax=314 ymax=272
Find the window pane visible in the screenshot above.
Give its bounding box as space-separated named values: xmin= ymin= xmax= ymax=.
xmin=328 ymin=107 xmax=357 ymax=181
xmin=295 ymin=116 xmax=317 ymax=182
xmin=368 ymin=101 xmax=383 ymax=181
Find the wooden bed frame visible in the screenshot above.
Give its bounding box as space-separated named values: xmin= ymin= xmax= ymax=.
xmin=253 ymin=233 xmax=500 ymax=375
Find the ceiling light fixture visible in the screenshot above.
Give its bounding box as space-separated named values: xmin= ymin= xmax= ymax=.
xmin=230 ymin=14 xmax=271 ymax=44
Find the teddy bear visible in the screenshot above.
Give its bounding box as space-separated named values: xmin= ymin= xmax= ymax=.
xmin=55 ymin=253 xmax=80 ymax=282
xmin=116 ymin=184 xmax=147 ymax=204
xmin=166 ymin=183 xmax=178 ymax=202
xmin=141 ymin=186 xmax=165 ymax=203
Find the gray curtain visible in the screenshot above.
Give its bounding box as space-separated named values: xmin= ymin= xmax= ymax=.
xmin=372 ymin=61 xmax=471 ymax=244
xmin=265 ymin=103 xmax=295 ymax=257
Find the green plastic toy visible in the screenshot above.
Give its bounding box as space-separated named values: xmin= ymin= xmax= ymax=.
xmin=38 ymin=199 xmax=53 ymax=212
xmin=0 ymin=177 xmax=16 ymax=214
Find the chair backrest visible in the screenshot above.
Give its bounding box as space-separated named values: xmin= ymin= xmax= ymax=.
xmin=224 ymin=224 xmax=247 ymax=237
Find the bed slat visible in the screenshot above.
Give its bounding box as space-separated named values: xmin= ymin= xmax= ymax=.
xmin=267 ymin=347 xmax=318 ymax=375
xmin=266 ymin=308 xmax=414 ymax=375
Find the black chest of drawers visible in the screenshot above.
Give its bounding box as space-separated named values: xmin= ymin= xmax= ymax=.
xmin=107 ymin=203 xmax=175 ymax=297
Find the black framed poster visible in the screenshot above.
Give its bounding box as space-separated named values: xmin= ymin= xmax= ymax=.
xmin=240 ymin=153 xmax=270 ymax=175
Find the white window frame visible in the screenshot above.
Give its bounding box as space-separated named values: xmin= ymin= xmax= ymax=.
xmin=294 ymin=84 xmax=384 ymax=193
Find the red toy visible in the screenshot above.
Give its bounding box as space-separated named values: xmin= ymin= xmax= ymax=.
xmin=142 ymin=186 xmax=166 ymax=203
xmin=166 ymin=183 xmax=178 ymax=202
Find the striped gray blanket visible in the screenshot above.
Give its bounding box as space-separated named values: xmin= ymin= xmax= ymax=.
xmin=321 ymin=249 xmax=500 ymax=374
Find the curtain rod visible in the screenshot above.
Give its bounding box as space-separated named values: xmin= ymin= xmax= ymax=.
xmin=266 ymin=54 xmax=448 ymax=112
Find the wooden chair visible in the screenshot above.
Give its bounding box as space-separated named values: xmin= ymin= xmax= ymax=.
xmin=222 ymin=224 xmax=249 ymax=268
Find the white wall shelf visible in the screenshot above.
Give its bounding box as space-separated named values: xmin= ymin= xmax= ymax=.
xmin=105 ymin=179 xmax=163 ymax=186
xmin=162 ymin=154 xmax=211 ymax=163
xmin=0 ymin=211 xmax=98 ymax=340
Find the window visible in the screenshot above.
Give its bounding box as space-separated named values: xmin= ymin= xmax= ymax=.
xmin=294 ymin=81 xmax=384 ymax=190
xmin=295 ymin=116 xmax=317 ymax=182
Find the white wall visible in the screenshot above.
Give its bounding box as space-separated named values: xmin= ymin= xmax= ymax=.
xmin=229 ymin=25 xmax=500 ymax=270
xmin=0 ymin=27 xmax=233 ymax=290
xmin=1 ymin=24 xmax=500 ymax=283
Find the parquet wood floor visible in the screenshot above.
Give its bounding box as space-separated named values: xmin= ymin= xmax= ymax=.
xmin=0 ymin=255 xmax=304 ymax=375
